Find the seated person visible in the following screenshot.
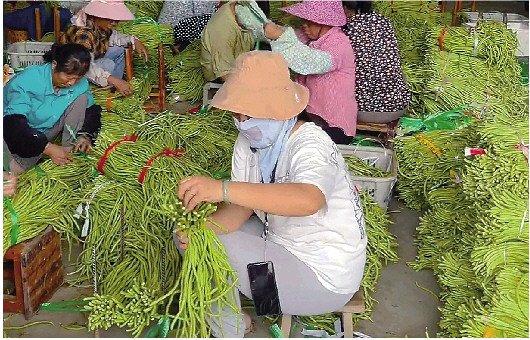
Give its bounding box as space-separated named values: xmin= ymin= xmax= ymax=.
xmin=60 ymin=0 xmax=149 ymax=96
xmin=237 ymin=0 xmax=357 ymax=145
xmin=200 ymin=2 xmax=254 ymax=82
xmin=3 ymin=43 xmax=102 ymax=175
xmin=158 ymin=0 xmax=219 ymax=52
xmin=342 ymin=0 xmax=411 ymax=123
xmin=175 ymin=51 xmax=367 ymax=337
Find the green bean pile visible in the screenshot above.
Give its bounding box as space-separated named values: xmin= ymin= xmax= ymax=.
xmin=117 ymin=19 xmax=173 ymax=50
xmin=394 ymin=128 xmax=476 ymax=211
xmin=135 ymin=109 xmax=237 ymax=173
xmin=115 ymin=19 xmax=173 ymax=87
xmin=166 ymin=40 xmax=206 ymax=103
xmin=85 ymin=281 xmax=164 ymax=337
xmin=91 ymin=76 xmax=153 ymax=111
xmin=406 ymin=106 xmax=529 ymax=337
xmin=3 ymin=156 xmax=95 ymax=253
xmin=297 ymin=190 xmax=398 ymax=333
xmin=69 ymin=176 xmax=145 ymax=284
xmin=420 ymin=51 xmax=527 ymax=117
xmin=426 ymin=21 xmax=520 ymax=78
xmin=343 ymin=154 xmax=391 ymax=178
xmin=124 ymin=1 xmax=164 ymax=21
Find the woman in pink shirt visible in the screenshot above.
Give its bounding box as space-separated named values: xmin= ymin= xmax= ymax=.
xmin=236 ymin=0 xmax=357 ymax=144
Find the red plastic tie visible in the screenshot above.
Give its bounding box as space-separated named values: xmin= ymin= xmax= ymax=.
xmin=96 ymin=134 xmax=138 ymax=174
xmin=137 ymin=148 xmax=185 ymax=184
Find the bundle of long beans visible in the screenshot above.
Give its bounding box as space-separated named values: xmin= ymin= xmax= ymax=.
xmin=426 ymin=21 xmax=520 ymax=78
xmin=136 ymin=109 xmax=237 ymax=173
xmin=166 ymin=39 xmax=205 ymax=103
xmin=3 ymin=156 xmax=95 ymax=253
xmin=69 ymin=176 xmax=145 ymax=284
xmin=124 ymin=1 xmax=163 ymax=21
xmin=344 ymin=155 xmax=391 ymax=178
xmin=394 ymin=127 xmax=476 ymax=211
xmin=421 ymin=51 xmax=528 ymax=117
xmin=116 ymin=18 xmax=173 ymax=86
xmin=409 ymin=108 xmax=529 ymax=337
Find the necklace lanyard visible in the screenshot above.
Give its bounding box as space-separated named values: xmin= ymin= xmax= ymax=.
xmin=262 ymin=161 xmax=278 ymax=260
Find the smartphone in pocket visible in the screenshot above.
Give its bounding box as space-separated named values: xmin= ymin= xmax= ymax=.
xmin=247 ymin=261 xmax=282 ymax=316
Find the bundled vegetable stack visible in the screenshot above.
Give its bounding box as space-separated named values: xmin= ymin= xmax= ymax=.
xmin=394 ymin=127 xmax=477 ymax=211
xmin=71 ymin=105 xmax=240 ymax=337
xmin=419 ymin=50 xmax=528 ymax=118
xmin=409 ymin=110 xmax=529 ymax=337
xmin=343 ymin=154 xmax=391 ymax=178
xmin=166 ymin=40 xmax=206 ymax=103
xmin=426 ymin=21 xmax=520 ymax=79
xmin=297 ymin=191 xmax=398 ymax=333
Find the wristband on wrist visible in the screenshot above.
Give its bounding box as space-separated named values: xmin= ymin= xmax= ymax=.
xmin=222 ymin=180 xmax=230 ymax=203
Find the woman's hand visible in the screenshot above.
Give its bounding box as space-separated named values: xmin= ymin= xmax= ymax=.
xmin=43 ymin=143 xmax=73 ymax=166
xmin=133 ymin=38 xmax=149 ymax=62
xmin=73 ymin=136 xmax=92 ymax=153
xmin=177 ymin=176 xmax=223 ymax=211
xmin=3 ymin=172 xmax=17 ymax=197
xmin=174 ymin=230 xmax=189 ymax=251
xmin=107 ymin=76 xmax=132 ymax=96
xmin=264 ymin=22 xmax=285 ymax=40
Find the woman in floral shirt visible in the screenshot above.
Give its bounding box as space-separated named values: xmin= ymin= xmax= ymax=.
xmin=342 ymin=1 xmax=411 ymax=123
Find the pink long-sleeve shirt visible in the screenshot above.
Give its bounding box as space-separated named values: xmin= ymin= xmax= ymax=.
xmin=297 ymin=27 xmax=358 ymax=136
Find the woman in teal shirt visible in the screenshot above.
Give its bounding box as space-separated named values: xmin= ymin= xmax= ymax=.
xmin=3 ymin=43 xmax=102 ymax=174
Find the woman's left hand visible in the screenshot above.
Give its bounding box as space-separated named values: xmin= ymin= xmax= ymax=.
xmin=178 ymin=176 xmax=223 ymax=211
xmin=73 ymin=136 xmax=92 ymax=153
xmin=133 ymin=38 xmax=149 ymax=62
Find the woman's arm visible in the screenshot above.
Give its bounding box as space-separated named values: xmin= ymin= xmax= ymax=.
xmin=177 ymin=176 xmax=326 ymax=217
xmin=265 ymin=23 xmax=334 ymax=75
xmin=207 ymin=203 xmax=254 ymax=234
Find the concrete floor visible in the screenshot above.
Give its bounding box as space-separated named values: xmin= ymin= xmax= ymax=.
xmin=3 ymin=196 xmax=441 ymax=338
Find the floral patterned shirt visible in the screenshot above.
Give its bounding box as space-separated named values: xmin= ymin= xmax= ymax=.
xmin=343 ymin=12 xmax=411 ymax=112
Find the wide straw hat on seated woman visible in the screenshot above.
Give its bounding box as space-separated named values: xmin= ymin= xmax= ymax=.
xmin=210 ymin=51 xmax=310 ymax=120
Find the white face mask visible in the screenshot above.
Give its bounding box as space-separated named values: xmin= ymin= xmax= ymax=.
xmin=233 ymin=117 xmax=286 ymax=149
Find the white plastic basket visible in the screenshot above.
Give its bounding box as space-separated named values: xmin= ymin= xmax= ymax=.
xmin=338 ymin=144 xmax=398 ymax=210
xmin=6 ymin=42 xmax=54 ymax=69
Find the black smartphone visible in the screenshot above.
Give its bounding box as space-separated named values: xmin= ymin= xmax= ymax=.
xmin=247 ymin=261 xmax=282 ymax=316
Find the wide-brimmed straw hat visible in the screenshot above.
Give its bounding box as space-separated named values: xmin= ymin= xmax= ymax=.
xmin=83 ymin=0 xmax=134 ymax=21
xmin=210 ymin=51 xmax=309 ymax=120
xmin=281 ymin=0 xmax=347 ymax=27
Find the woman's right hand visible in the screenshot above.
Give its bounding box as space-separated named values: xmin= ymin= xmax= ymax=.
xmin=44 ymin=143 xmax=72 ymax=166
xmin=174 ymin=230 xmax=189 ymax=251
xmin=107 ymin=76 xmax=132 ymax=96
xmin=264 ymin=22 xmax=285 ymax=41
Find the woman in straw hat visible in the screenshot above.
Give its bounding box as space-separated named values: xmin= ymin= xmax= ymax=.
xmin=175 ymin=51 xmax=367 ymax=337
xmin=61 ymin=0 xmax=149 ymax=96
xmin=235 ymin=0 xmax=357 ymax=144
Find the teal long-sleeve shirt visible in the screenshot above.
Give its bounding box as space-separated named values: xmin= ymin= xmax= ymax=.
xmin=3 ymin=63 xmax=94 ymax=132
